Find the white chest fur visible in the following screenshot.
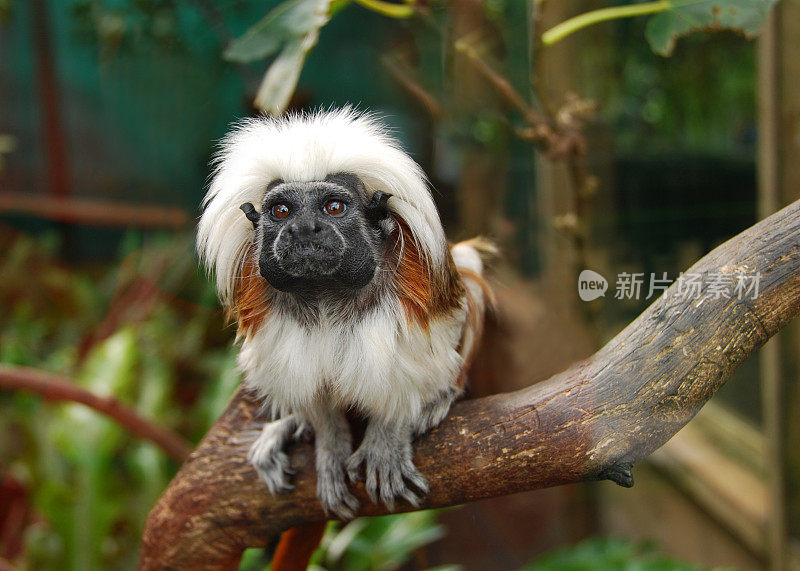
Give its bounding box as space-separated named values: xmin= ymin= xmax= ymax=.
xmin=238 ymin=299 xmax=467 ymax=424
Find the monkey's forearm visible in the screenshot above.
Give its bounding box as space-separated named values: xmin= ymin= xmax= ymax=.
xmin=306 ymin=406 xmax=358 ymax=519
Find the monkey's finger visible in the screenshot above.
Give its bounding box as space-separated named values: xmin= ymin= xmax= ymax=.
xmin=346 ymin=468 xmax=363 ymax=483
xmin=402 ymin=462 xmax=429 ymax=495
xmin=377 ymin=465 xmax=397 ymax=512
xmin=259 ymin=473 xmax=286 ymax=494
xmin=386 ymin=465 xmax=420 ymax=507
xmin=332 ymin=505 xmax=355 ymax=521
xmin=386 ymin=467 xmax=415 ymax=512
xmin=364 ymin=466 xmax=380 ymax=504
xmin=255 ymin=467 xmax=292 ymax=494
xmin=322 ymin=492 xmax=358 ymax=521
xmin=342 ymin=490 xmax=359 ymax=515
xmin=345 ymin=452 xmax=365 ymax=483
xmin=398 ymin=485 xmax=421 ymax=508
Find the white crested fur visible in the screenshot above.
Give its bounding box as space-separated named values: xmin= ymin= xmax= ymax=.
xmin=197 ymin=108 xmax=448 ymax=304
xmin=238 ymin=299 xmax=468 ymax=424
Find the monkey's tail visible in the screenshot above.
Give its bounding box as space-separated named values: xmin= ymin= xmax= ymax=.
xmin=270 ymin=521 xmax=327 ymax=571
xmin=451 ymin=237 xmax=498 ymax=380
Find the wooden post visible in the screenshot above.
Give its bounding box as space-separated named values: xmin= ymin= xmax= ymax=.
xmin=757 ymin=2 xmax=800 ymax=569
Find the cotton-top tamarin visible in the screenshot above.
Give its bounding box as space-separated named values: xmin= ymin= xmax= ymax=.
xmin=198 ymin=109 xmax=492 ymax=518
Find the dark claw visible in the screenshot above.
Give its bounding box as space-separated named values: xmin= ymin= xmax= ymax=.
xmin=240 ymin=202 xmax=261 ymax=228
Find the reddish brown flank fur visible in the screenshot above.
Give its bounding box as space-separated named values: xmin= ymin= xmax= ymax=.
xmin=392 ymin=219 xmax=464 ymax=328
xmin=231 ymin=245 xmax=270 ymax=339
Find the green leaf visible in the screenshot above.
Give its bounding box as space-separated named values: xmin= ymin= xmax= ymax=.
xmin=224 ymin=0 xmax=332 ymax=114
xmin=223 ymin=0 xmax=330 ymax=63
xmin=253 ymin=40 xmax=309 ymax=115
xmin=322 ymin=511 xmax=448 ymax=570
xmin=521 ymin=537 xmax=702 ymax=570
xmin=54 ymin=329 xmax=140 ymax=460
xmin=645 ymin=0 xmax=778 ymax=56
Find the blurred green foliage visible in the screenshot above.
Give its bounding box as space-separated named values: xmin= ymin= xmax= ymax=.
xmin=521 ymin=537 xmax=725 ymax=571
xmin=0 ymin=230 xmax=239 ymax=569
xmin=312 ymin=511 xmax=448 ymax=571
xmin=240 ymin=512 xmax=451 ymax=571
xmin=644 ymin=0 xmax=777 ymax=57
xmin=587 ymin=22 xmax=756 ymax=156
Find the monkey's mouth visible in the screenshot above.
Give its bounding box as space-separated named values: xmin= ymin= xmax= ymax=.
xmin=274 ymin=243 xmax=343 ymax=278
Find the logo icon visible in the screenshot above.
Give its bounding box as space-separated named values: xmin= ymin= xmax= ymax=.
xmin=578 ymin=270 xmax=607 ymax=302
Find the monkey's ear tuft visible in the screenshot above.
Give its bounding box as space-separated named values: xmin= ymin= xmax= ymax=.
xmin=365 ymin=191 xmax=392 ymax=223
xmin=240 ymin=203 xmax=261 ymax=229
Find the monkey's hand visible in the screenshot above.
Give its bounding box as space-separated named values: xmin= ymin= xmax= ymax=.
xmin=246 ymin=415 xmax=301 ymax=494
xmin=346 ymin=419 xmax=429 ymax=511
xmin=308 ymin=408 xmax=359 ymax=519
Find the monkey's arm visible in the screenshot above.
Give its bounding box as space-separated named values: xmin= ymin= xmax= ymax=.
xmin=305 ymin=406 xmax=358 ymax=519
xmin=143 ymin=199 xmax=800 ymax=570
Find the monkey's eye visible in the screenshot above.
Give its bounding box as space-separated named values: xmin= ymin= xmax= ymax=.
xmin=324 ymin=200 xmax=347 ymax=216
xmin=270 ymin=204 xmax=291 ymax=219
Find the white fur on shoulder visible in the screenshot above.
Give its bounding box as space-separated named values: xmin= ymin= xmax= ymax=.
xmin=197 ymin=108 xmax=448 ymax=304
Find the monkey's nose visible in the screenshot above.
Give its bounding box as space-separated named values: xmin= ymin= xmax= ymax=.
xmin=287 ymin=219 xmax=322 ymax=236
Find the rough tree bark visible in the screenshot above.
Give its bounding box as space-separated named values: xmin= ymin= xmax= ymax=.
xmin=141 ymin=199 xmax=800 ymax=570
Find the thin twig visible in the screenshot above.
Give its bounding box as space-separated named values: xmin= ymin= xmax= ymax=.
xmin=0 ymin=365 xmax=192 ymax=462
xmin=455 ymin=38 xmax=549 ymax=127
xmin=457 ymin=27 xmax=599 ymax=325
xmin=383 ymin=54 xmax=443 ymax=120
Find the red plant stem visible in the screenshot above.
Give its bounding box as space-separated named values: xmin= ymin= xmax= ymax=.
xmin=0 ymin=365 xmax=191 ymax=462
xmin=32 ymin=0 xmax=70 ymax=200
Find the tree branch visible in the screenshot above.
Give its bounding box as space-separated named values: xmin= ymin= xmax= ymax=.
xmin=0 ymin=192 xmax=189 ymax=229
xmin=141 ymin=200 xmax=800 ymax=569
xmin=0 ymin=365 xmax=191 ymax=462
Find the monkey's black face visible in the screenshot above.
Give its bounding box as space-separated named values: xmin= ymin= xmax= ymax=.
xmin=241 ymin=174 xmax=391 ymax=294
